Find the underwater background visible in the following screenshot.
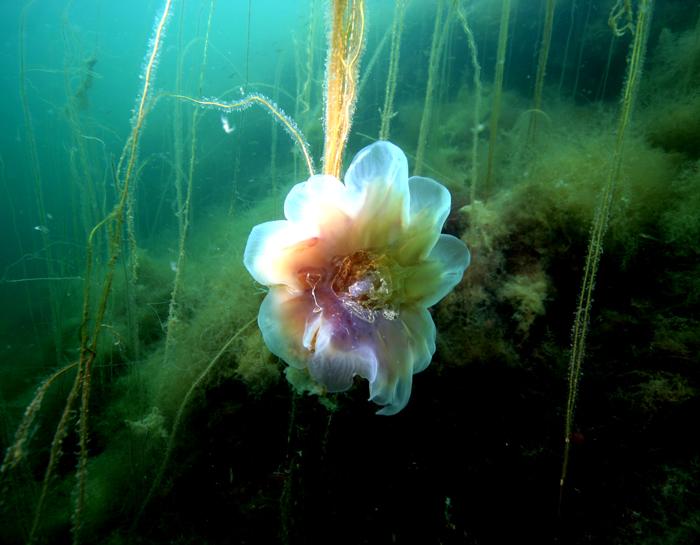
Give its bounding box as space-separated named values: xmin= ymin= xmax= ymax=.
xmin=1 ymin=0 xmax=699 ymax=543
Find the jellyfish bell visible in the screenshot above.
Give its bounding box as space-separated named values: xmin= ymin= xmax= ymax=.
xmin=244 ymin=141 xmax=470 ymax=414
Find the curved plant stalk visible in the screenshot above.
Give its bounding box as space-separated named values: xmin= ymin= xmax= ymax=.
xmin=137 ymin=318 xmax=256 ymax=524
xmin=172 ymin=94 xmax=315 ymax=177
xmin=28 ymin=363 xmax=84 ymax=545
xmin=0 ymin=361 xmax=78 ymax=475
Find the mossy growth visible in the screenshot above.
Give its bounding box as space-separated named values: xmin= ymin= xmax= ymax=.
xmin=661 ymin=160 xmax=700 ymax=255
xmin=435 ymin=93 xmax=683 ymax=372
xmin=641 ymin=25 xmax=700 ymax=159
xmin=233 ymin=329 xmax=280 ymax=395
xmin=644 ymin=94 xmax=700 ymax=158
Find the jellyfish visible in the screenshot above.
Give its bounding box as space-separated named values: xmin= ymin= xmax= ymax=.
xmin=244 ymin=141 xmax=470 ymax=414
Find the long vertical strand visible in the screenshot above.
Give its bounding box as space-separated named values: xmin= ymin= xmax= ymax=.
xmin=528 ymin=0 xmax=557 ymax=141
xmin=559 ymin=0 xmax=653 ymax=512
xmin=19 ymin=0 xmax=63 ymax=362
xmin=455 ymin=2 xmax=482 ymax=203
xmin=414 ymin=0 xmax=445 ymax=176
xmin=558 ymin=0 xmax=577 ymax=95
xmin=571 ymin=0 xmax=593 ymax=100
xmin=322 ymin=0 xmax=366 ymax=178
xmin=72 ymin=1 xmax=175 ymax=541
xmin=379 ymin=0 xmax=407 ymax=141
xmin=484 ymin=0 xmax=511 ymax=194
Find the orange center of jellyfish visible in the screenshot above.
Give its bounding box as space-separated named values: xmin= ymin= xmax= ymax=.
xmin=298 ymin=249 xmax=401 ymax=328
xmin=329 ymin=250 xmax=399 ymax=323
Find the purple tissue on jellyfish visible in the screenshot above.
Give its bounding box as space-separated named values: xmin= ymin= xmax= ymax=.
xmin=243 ymin=141 xmax=470 ymax=415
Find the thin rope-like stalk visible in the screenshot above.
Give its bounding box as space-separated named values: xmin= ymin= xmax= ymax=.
xmin=0 ymin=155 xmax=38 ymax=339
xmin=379 ymin=0 xmax=407 ymax=141
xmin=528 ymin=0 xmax=557 ymax=141
xmin=161 ymin=3 xmax=192 ymax=367
xmin=356 ymin=24 xmax=390 ymax=100
xmin=71 ymin=1 xmax=175 ymax=540
xmin=11 ymin=1 xmax=157 ymax=540
xmin=61 ymin=0 xmax=101 ymax=244
xmin=484 ymin=0 xmax=511 ymax=194
xmin=559 ymin=0 xmax=653 ymax=512
xmin=299 ymin=0 xmax=318 ymax=119
xmin=455 ymin=0 xmax=482 ymax=203
xmin=292 ymin=0 xmax=319 ymax=181
xmin=0 ymin=361 xmax=78 ymax=475
xmin=435 ymin=2 xmax=455 ymax=117
xmin=163 ymin=0 xmax=216 ymax=371
xmin=596 ymin=33 xmax=617 ymax=101
xmin=27 ymin=364 xmax=83 ymax=545
xmin=571 ymin=0 xmax=593 ymax=100
xmin=557 ymin=0 xmax=576 ymax=96
xmin=322 ymin=0 xmax=366 ymax=179
xmin=19 ymin=0 xmax=63 ymax=363
xmin=271 ymin=49 xmax=284 ymax=206
xmin=414 ymin=0 xmax=445 ymax=176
